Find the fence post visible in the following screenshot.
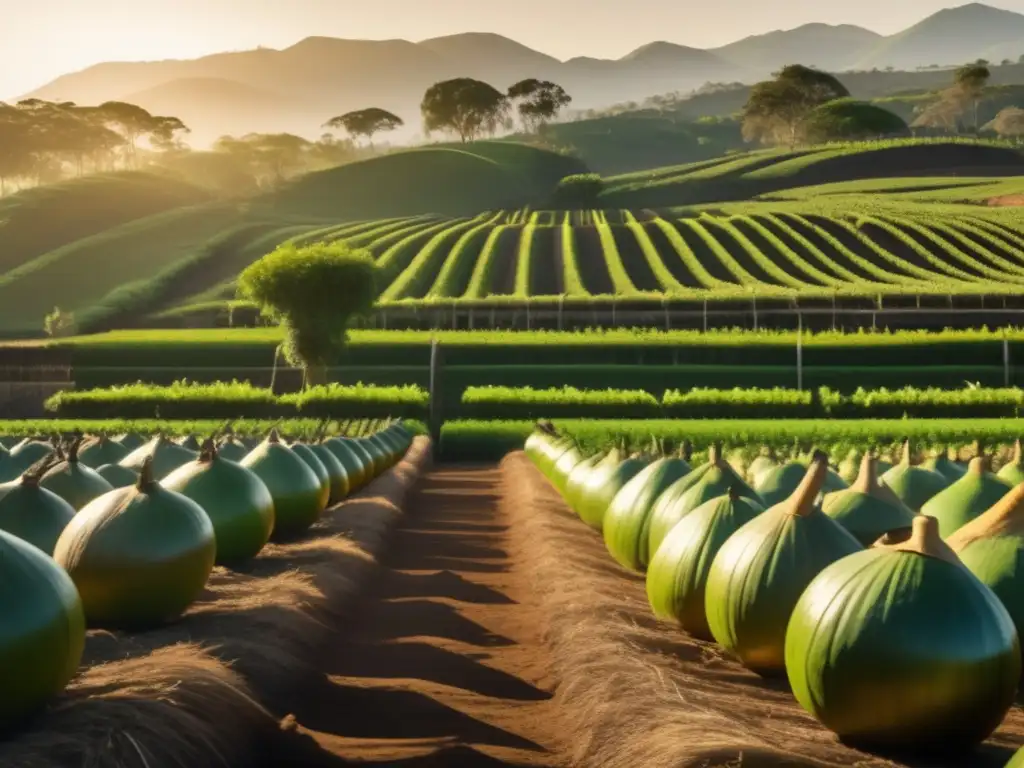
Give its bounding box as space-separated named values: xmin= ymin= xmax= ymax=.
xmin=796 ymin=314 xmax=803 ymax=391
xmin=1004 ymin=332 xmax=1011 ymax=388
xmin=429 ymin=338 xmax=443 ymax=446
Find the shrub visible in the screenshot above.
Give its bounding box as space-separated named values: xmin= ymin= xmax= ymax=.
xmin=549 ymin=173 xmax=604 ymax=208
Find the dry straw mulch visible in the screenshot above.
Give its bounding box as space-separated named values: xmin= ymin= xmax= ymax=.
xmin=0 ymin=437 xmax=431 ymax=768
xmin=501 ymin=451 xmax=1024 ymax=768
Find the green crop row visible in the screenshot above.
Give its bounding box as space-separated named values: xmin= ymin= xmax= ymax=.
xmin=44 ymin=380 xmax=429 ymax=420
xmin=459 ymin=385 xmax=1024 ymax=420
xmin=438 ymin=417 xmax=1024 ymax=462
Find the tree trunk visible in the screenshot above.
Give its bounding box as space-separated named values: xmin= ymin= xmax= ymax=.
xmin=305 ymin=365 xmax=328 ymax=389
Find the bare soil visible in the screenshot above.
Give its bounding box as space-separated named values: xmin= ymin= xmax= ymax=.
xmin=265 ymin=466 xmax=563 ymax=767
xmin=988 ymin=195 xmax=1024 ymax=207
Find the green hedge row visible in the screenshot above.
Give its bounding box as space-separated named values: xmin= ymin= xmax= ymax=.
xmin=71 ymin=363 xmax=1013 ymax=398
xmin=459 ymin=385 xmax=1024 ymax=420
xmin=437 ymin=418 xmax=1024 ymax=462
xmin=44 ymin=381 xmax=429 ymax=420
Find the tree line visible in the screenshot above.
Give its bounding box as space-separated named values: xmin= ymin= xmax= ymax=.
xmin=741 ymin=60 xmax=1024 ymax=149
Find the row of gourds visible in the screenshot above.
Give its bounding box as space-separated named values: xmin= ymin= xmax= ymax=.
xmin=525 ymin=427 xmax=1024 ymax=759
xmin=0 ymin=423 xmax=413 ymax=729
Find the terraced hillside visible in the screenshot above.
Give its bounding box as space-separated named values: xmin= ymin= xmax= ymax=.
xmin=151 ymin=206 xmax=1024 ymax=322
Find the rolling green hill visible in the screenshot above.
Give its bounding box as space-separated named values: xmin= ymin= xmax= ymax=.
xmin=0 ymin=171 xmax=211 ymax=276
xmin=261 ymin=142 xmax=588 ymax=219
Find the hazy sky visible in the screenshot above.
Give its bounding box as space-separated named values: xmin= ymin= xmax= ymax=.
xmin=4 ymin=0 xmax=1024 ymax=99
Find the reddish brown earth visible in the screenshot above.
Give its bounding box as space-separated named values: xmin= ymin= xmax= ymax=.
xmin=988 ymin=195 xmax=1024 ymax=206
xmin=265 ymin=466 xmax=563 ymax=767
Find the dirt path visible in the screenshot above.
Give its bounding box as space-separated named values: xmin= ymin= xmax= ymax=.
xmin=268 ymin=466 xmax=562 ymax=767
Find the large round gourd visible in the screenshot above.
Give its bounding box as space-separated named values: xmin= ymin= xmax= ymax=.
xmin=550 ymin=442 xmax=586 ymax=496
xmin=356 ymin=436 xmax=389 ymax=477
xmin=216 ymin=436 xmax=249 ymax=463
xmin=821 ymin=453 xmax=916 ymax=546
xmin=77 ymin=435 xmax=128 ymax=469
xmin=240 ymin=431 xmax=324 ymax=541
xmin=948 ymin=481 xmax=1024 ymax=645
xmin=577 ymin=451 xmax=647 ymax=531
xmin=289 ymin=442 xmax=331 ymax=510
xmin=646 ymin=488 xmax=764 ymax=640
xmin=882 ymin=440 xmax=949 ymax=512
xmin=0 ymin=460 xmax=76 ymax=555
xmin=96 ymin=463 xmax=138 ymax=489
xmin=998 ymin=440 xmax=1024 ymax=486
xmin=647 ymin=446 xmax=760 ymax=558
xmin=563 ymin=452 xmax=604 ymax=514
xmin=705 ymin=452 xmax=862 ymax=675
xmin=921 ymin=455 xmax=1012 ymax=538
xmin=309 ymin=443 xmax=350 ymax=504
xmin=603 ymin=457 xmax=691 ymax=572
xmin=346 ymin=439 xmax=379 ymax=485
xmin=120 ymin=435 xmax=197 ymax=480
xmin=1 ymin=439 xmax=55 ymax=481
xmin=163 ymin=441 xmax=275 ymax=565
xmin=753 ymin=461 xmax=811 ymax=508
xmin=786 ymin=515 xmax=1019 ymax=752
xmin=115 ymin=432 xmax=146 ymax=452
xmin=54 ymin=459 xmax=216 ymax=629
xmin=40 ymin=439 xmax=114 ymax=511
xmin=923 ymin=445 xmax=967 ymax=483
xmin=326 ymin=438 xmax=370 ymax=491
xmin=0 ymin=528 xmax=85 ymax=727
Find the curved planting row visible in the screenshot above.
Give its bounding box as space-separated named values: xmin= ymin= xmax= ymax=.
xmin=525 ymin=426 xmax=1024 ymax=761
xmin=0 ymin=423 xmax=422 ymax=766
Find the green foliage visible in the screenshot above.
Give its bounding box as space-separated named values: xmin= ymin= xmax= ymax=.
xmin=323 ymin=108 xmax=404 ymax=145
xmin=421 ymin=79 xmax=510 ymax=142
xmin=550 ymin=174 xmax=604 ymax=208
xmin=803 ymin=99 xmax=909 ymax=142
xmin=43 ymin=307 xmax=77 ymax=338
xmin=44 ymin=380 xmax=427 ymax=420
xmin=742 ymin=65 xmax=851 ymax=147
xmin=438 ymin=418 xmax=1024 ymax=462
xmin=507 ymin=80 xmax=572 ymax=131
xmin=238 ymin=241 xmax=377 ymax=374
xmin=461 ymin=385 xmax=660 ymax=419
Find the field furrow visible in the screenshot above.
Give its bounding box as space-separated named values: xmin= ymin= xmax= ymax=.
xmin=911 ymin=219 xmax=1024 ymax=281
xmin=361 ymin=217 xmax=446 ymax=257
xmin=754 ymin=214 xmax=886 ymax=284
xmin=864 ymin=216 xmax=994 ymax=282
xmin=528 ymin=225 xmax=562 ymax=296
xmin=482 ymin=224 xmax=523 ymax=297
xmin=382 ymin=216 xmax=489 ymax=301
xmin=570 ymin=226 xmax=615 ymax=295
xmin=727 ymin=216 xmax=835 ymax=287
xmin=514 ymin=222 xmax=535 ymax=298
xmin=961 ymin=219 xmax=1024 ymax=262
xmin=426 ymin=221 xmax=494 ymax=299
xmin=686 ymin=219 xmax=785 ymax=288
xmin=591 ymin=212 xmax=637 ymax=295
xmin=609 ymin=224 xmax=661 ymax=292
xmin=671 ymin=219 xmax=746 ymax=285
xmin=813 ymin=216 xmax=952 ymax=283
xmin=559 ymin=215 xmax=589 ymax=297
xmin=621 ymin=212 xmax=691 ymax=293
xmin=645 ymin=218 xmax=726 ymax=288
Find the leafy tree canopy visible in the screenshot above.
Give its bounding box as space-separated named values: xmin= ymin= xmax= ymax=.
xmin=324 ymin=108 xmax=403 ymax=146
xmin=421 ymin=78 xmax=509 ymax=142
xmin=508 ymin=79 xmax=572 ymax=131
xmin=238 ymin=242 xmax=378 ymax=384
xmin=985 ymin=106 xmax=1024 ymax=137
xmin=741 ymin=64 xmax=850 ymax=147
xmin=803 ymin=98 xmax=909 ymax=142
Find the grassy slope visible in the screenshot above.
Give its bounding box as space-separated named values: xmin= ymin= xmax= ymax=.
xmin=0 ymin=171 xmax=210 ymax=276
xmin=603 ymin=139 xmax=1024 ymax=209
xmin=262 ymin=142 xmax=588 ymax=220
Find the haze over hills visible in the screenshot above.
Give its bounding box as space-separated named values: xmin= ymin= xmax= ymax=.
xmin=21 ymin=2 xmax=1024 ymax=147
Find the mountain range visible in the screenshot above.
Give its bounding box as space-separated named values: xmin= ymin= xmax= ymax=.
xmin=20 ymin=2 xmax=1024 ymax=146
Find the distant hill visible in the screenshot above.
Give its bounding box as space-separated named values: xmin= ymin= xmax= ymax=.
xmin=710 ymin=23 xmax=882 ymax=73
xmin=19 ymin=4 xmax=1024 ymax=147
xmin=855 ymin=3 xmax=1024 ymax=71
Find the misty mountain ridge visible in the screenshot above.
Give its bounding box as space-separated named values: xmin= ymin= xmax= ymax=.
xmin=22 ymin=3 xmax=1024 ymax=147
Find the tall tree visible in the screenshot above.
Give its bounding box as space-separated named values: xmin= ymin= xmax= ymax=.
xmin=803 ymin=99 xmax=909 ymax=142
xmin=507 ymin=80 xmax=572 ymax=132
xmin=421 ymin=79 xmax=509 ymax=142
xmin=238 ymin=242 xmax=378 ymax=386
xmin=986 ymin=107 xmax=1024 ymax=138
xmin=323 ymin=108 xmax=403 ymax=148
xmin=954 ymin=63 xmax=991 ymax=133
xmin=741 ymin=65 xmax=850 ymax=148
xmin=214 ymin=133 xmax=312 ymax=187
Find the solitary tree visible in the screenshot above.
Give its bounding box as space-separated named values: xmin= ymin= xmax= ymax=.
xmin=324 ymin=108 xmax=403 ymax=148
xmin=238 ymin=242 xmax=378 ymax=387
xmin=507 ymin=79 xmax=572 ymax=132
xmin=954 ymin=62 xmax=991 ymax=133
xmin=741 ymin=65 xmax=850 ymax=148
xmin=421 ymin=79 xmax=509 ymax=142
